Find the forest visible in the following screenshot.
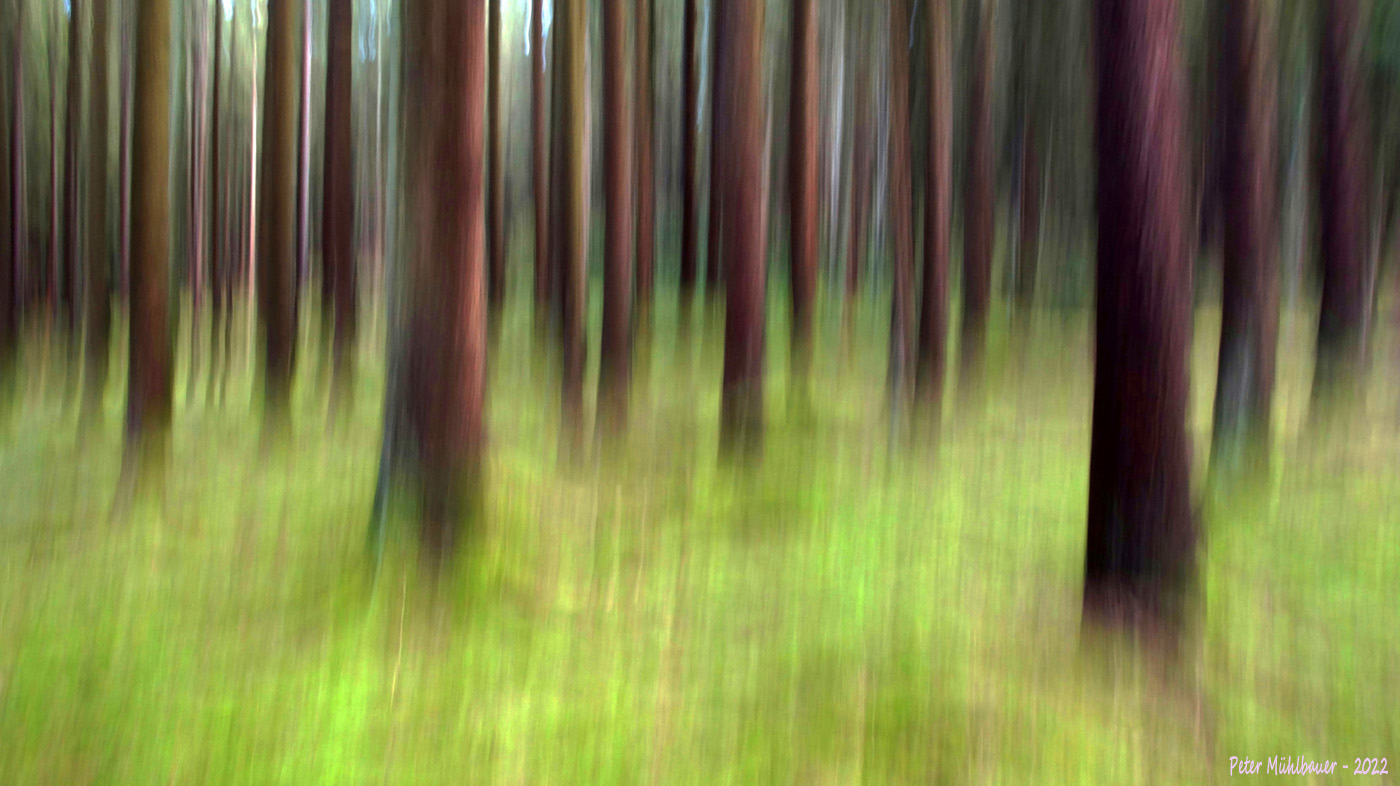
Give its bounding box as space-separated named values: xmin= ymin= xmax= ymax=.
xmin=1 ymin=0 xmax=1399 ymax=782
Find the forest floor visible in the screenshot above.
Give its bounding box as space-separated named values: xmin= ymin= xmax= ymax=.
xmin=0 ymin=284 xmax=1397 ymax=784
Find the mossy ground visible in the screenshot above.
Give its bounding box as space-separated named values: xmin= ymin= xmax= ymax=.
xmin=1 ymin=281 xmax=1396 ymax=784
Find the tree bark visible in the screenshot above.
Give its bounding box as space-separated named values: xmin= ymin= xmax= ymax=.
xmin=1312 ymin=0 xmax=1371 ymax=399
xmin=123 ymin=0 xmax=174 ymax=484
xmin=530 ymin=0 xmax=548 ymax=323
xmin=961 ymin=0 xmax=994 ymax=388
xmin=718 ymin=0 xmax=766 ymax=454
xmin=705 ymin=0 xmax=726 ymax=300
xmin=2 ymin=0 xmax=23 ymax=383
xmin=599 ymin=0 xmax=633 ymax=433
xmin=915 ymin=0 xmax=951 ymax=416
xmin=63 ymin=0 xmax=83 ymax=347
xmin=324 ymin=0 xmax=356 ymax=404
xmin=206 ymin=0 xmax=224 ymax=405
xmin=556 ymin=0 xmax=589 ymax=454
xmin=1012 ymin=0 xmax=1040 ymax=312
xmin=259 ymin=0 xmax=301 ymax=431
xmin=846 ymin=60 xmax=867 ymax=305
xmin=635 ymin=0 xmax=655 ymax=349
xmin=487 ymin=0 xmax=504 ymax=318
xmin=82 ymin=0 xmax=112 ymax=423
xmin=402 ymin=0 xmax=488 ymax=550
xmin=1212 ymin=0 xmax=1277 ymax=473
xmin=1085 ymin=0 xmax=1195 ymax=624
xmin=788 ymin=0 xmax=818 ymax=401
xmin=887 ymin=0 xmax=915 ymax=414
xmin=679 ymin=0 xmax=699 ymax=314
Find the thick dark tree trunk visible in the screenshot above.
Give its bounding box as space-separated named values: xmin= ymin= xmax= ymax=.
xmin=1013 ymin=0 xmax=1041 ymax=314
xmin=679 ymin=0 xmax=699 ymax=316
xmin=402 ymin=0 xmax=488 ymax=551
xmin=259 ymin=0 xmax=300 ymax=431
xmin=556 ymin=0 xmax=589 ymax=454
xmin=296 ymin=0 xmax=311 ymax=298
xmin=63 ymin=0 xmax=82 ymax=348
xmin=788 ymin=0 xmax=818 ymax=402
xmin=961 ymin=0 xmax=994 ymax=389
xmin=487 ymin=0 xmax=504 ymax=319
xmin=1085 ymin=0 xmax=1195 ymax=624
xmin=718 ymin=0 xmax=766 ymax=454
xmin=530 ymin=0 xmax=548 ymax=325
xmin=635 ymin=0 xmax=655 ymax=358
xmin=1212 ymin=0 xmax=1277 ymax=473
xmin=324 ymin=0 xmax=356 ymax=405
xmin=123 ymin=0 xmax=174 ymax=486
xmin=705 ymin=0 xmax=726 ymax=301
xmin=915 ymin=0 xmax=951 ymax=417
xmin=887 ymin=0 xmax=915 ymax=414
xmin=599 ymin=0 xmax=633 ymax=433
xmin=82 ymin=0 xmax=113 ymax=424
xmin=3 ymin=0 xmax=23 ymax=384
xmin=1312 ymin=0 xmax=1370 ymax=399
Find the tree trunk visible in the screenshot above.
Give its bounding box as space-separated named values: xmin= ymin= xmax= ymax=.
xmin=530 ymin=0 xmax=548 ymax=324
xmin=599 ymin=0 xmax=633 ymax=434
xmin=82 ymin=0 xmax=113 ymax=424
xmin=487 ymin=0 xmax=504 ymax=318
xmin=846 ymin=61 xmax=867 ymax=306
xmin=1211 ymin=0 xmax=1277 ymax=473
xmin=206 ymin=0 xmax=223 ymax=405
xmin=324 ymin=0 xmax=356 ymax=405
xmin=915 ymin=0 xmax=951 ymax=416
xmin=2 ymin=0 xmax=23 ymax=383
xmin=1012 ymin=0 xmax=1040 ymax=313
xmin=788 ymin=0 xmax=818 ymax=402
xmin=556 ymin=0 xmax=589 ymax=455
xmin=259 ymin=0 xmax=300 ymax=431
xmin=296 ymin=0 xmax=312 ymax=298
xmin=705 ymin=0 xmax=725 ymax=300
xmin=123 ymin=0 xmax=174 ymax=485
xmin=63 ymin=0 xmax=83 ymax=347
xmin=1312 ymin=0 xmax=1370 ymax=399
xmin=635 ymin=0 xmax=655 ymax=353
xmin=402 ymin=0 xmax=487 ymax=551
xmin=887 ymin=0 xmax=915 ymax=415
xmin=118 ymin=8 xmax=131 ymax=301
xmin=718 ymin=0 xmax=766 ymax=454
xmin=961 ymin=0 xmax=994 ymax=388
xmin=679 ymin=0 xmax=699 ymax=315
xmin=48 ymin=15 xmax=59 ymax=333
xmin=1085 ymin=0 xmax=1195 ymax=624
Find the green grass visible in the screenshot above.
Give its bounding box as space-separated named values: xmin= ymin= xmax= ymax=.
xmin=0 ymin=282 xmax=1397 ymax=785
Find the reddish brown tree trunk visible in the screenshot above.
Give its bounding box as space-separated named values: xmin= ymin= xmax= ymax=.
xmin=719 ymin=0 xmax=766 ymax=453
xmin=1212 ymin=0 xmax=1277 ymax=471
xmin=403 ymin=0 xmax=488 ymax=549
xmin=82 ymin=0 xmax=113 ymax=422
xmin=259 ymin=0 xmax=300 ymax=430
xmin=1313 ymin=0 xmax=1371 ymax=398
xmin=323 ymin=0 xmax=356 ymax=404
xmin=487 ymin=0 xmax=504 ymax=318
xmin=599 ymin=0 xmax=634 ymax=433
xmin=3 ymin=0 xmax=23 ymax=381
xmin=916 ymin=0 xmax=951 ymax=414
xmin=789 ymin=0 xmax=818 ymax=398
xmin=635 ymin=0 xmax=655 ymax=342
xmin=124 ymin=0 xmax=174 ymax=484
xmin=530 ymin=0 xmax=548 ymax=322
xmin=556 ymin=0 xmax=589 ymax=454
xmin=705 ymin=0 xmax=726 ymax=300
xmin=961 ymin=0 xmax=994 ymax=387
xmin=887 ymin=0 xmax=915 ymax=410
xmin=1085 ymin=0 xmax=1195 ymax=623
xmin=679 ymin=0 xmax=699 ymax=311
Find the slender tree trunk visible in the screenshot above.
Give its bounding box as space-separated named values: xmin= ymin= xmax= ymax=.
xmin=296 ymin=0 xmax=312 ymax=298
xmin=887 ymin=0 xmax=915 ymax=415
xmin=402 ymin=0 xmax=487 ymax=551
xmin=679 ymin=0 xmax=699 ymax=317
xmin=3 ymin=0 xmax=23 ymax=384
xmin=915 ymin=0 xmax=951 ymax=416
xmin=187 ymin=0 xmax=208 ymax=404
xmin=207 ymin=0 xmax=224 ymax=405
xmin=259 ymin=0 xmax=301 ymax=431
xmin=48 ymin=15 xmax=59 ymax=333
xmin=961 ymin=0 xmax=994 ymax=389
xmin=635 ymin=0 xmax=655 ymax=359
xmin=557 ymin=0 xmax=589 ymax=455
xmin=530 ymin=0 xmax=549 ymax=325
xmin=788 ymin=0 xmax=818 ymax=403
xmin=63 ymin=0 xmax=83 ymax=350
xmin=599 ymin=0 xmax=633 ymax=434
xmin=846 ymin=62 xmax=867 ymax=307
xmin=324 ymin=0 xmax=356 ymax=405
xmin=82 ymin=0 xmax=113 ymax=424
xmin=487 ymin=0 xmax=504 ymax=320
xmin=1012 ymin=0 xmax=1041 ymax=314
xmin=1085 ymin=0 xmax=1195 ymax=624
xmin=123 ymin=0 xmax=174 ymax=487
xmin=719 ymin=0 xmax=766 ymax=454
xmin=705 ymin=0 xmax=726 ymax=301
xmin=118 ymin=8 xmax=131 ymax=302
xmin=1312 ymin=0 xmax=1371 ymax=400
xmin=1212 ymin=0 xmax=1277 ymax=473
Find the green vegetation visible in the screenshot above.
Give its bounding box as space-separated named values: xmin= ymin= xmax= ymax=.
xmin=1 ymin=289 xmax=1396 ymax=783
